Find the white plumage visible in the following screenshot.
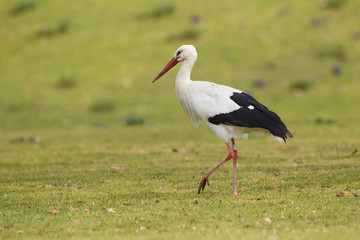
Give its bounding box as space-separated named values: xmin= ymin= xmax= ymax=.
xmin=177 ymin=80 xmax=246 ymax=142
xmin=153 ymin=45 xmax=292 ymax=196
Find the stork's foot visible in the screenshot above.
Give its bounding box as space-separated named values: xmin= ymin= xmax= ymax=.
xmin=198 ymin=175 xmax=210 ymax=194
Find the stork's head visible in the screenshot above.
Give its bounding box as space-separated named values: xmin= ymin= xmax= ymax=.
xmin=173 ymin=45 xmax=197 ymax=62
xmin=153 ymin=45 xmax=197 ymax=83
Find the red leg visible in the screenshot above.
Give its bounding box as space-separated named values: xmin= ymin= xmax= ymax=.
xmin=231 ymin=138 xmax=238 ymax=197
xmin=198 ymin=143 xmax=235 ymax=194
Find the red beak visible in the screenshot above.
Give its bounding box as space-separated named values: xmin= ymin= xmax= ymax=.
xmin=152 ymin=57 xmax=179 ymax=83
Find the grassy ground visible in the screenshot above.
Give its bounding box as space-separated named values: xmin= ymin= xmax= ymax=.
xmin=1 ymin=0 xmax=360 ymax=239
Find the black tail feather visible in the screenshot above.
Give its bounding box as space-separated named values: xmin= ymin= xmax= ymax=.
xmin=256 ymin=109 xmax=292 ymax=142
xmin=208 ymin=92 xmax=292 ymax=142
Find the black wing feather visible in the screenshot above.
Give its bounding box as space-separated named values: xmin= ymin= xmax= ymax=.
xmin=208 ymin=92 xmax=292 ymax=141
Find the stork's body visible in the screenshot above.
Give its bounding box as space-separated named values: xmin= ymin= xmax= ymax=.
xmin=153 ymin=45 xmax=292 ymax=196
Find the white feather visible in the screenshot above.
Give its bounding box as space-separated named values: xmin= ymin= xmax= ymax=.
xmin=172 ymin=45 xmax=262 ymax=142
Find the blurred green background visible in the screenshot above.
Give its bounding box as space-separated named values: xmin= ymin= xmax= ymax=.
xmin=1 ymin=0 xmax=359 ymax=136
xmin=1 ymin=0 xmax=360 ymax=239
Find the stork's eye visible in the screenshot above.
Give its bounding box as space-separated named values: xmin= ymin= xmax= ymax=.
xmin=176 ymin=50 xmax=182 ymax=57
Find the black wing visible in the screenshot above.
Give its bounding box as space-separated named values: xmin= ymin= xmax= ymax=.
xmin=208 ymin=92 xmax=292 ymax=142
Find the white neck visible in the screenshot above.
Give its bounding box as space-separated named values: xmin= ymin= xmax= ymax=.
xmin=175 ymin=59 xmax=195 ymax=86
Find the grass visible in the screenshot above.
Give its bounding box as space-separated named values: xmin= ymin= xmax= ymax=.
xmin=9 ymin=0 xmax=36 ymax=16
xmin=36 ymin=20 xmax=70 ymax=38
xmin=138 ymin=2 xmax=175 ymax=19
xmin=1 ymin=0 xmax=360 ymax=239
xmin=55 ymin=73 xmax=77 ymax=89
xmin=89 ymin=97 xmax=116 ymax=113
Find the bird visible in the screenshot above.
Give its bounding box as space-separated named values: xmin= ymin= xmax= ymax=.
xmin=152 ymin=45 xmax=292 ymax=197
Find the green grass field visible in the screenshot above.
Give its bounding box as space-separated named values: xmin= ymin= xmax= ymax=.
xmin=1 ymin=0 xmax=360 ymax=239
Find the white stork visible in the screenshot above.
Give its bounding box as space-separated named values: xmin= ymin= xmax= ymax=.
xmin=153 ymin=45 xmax=292 ymax=197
